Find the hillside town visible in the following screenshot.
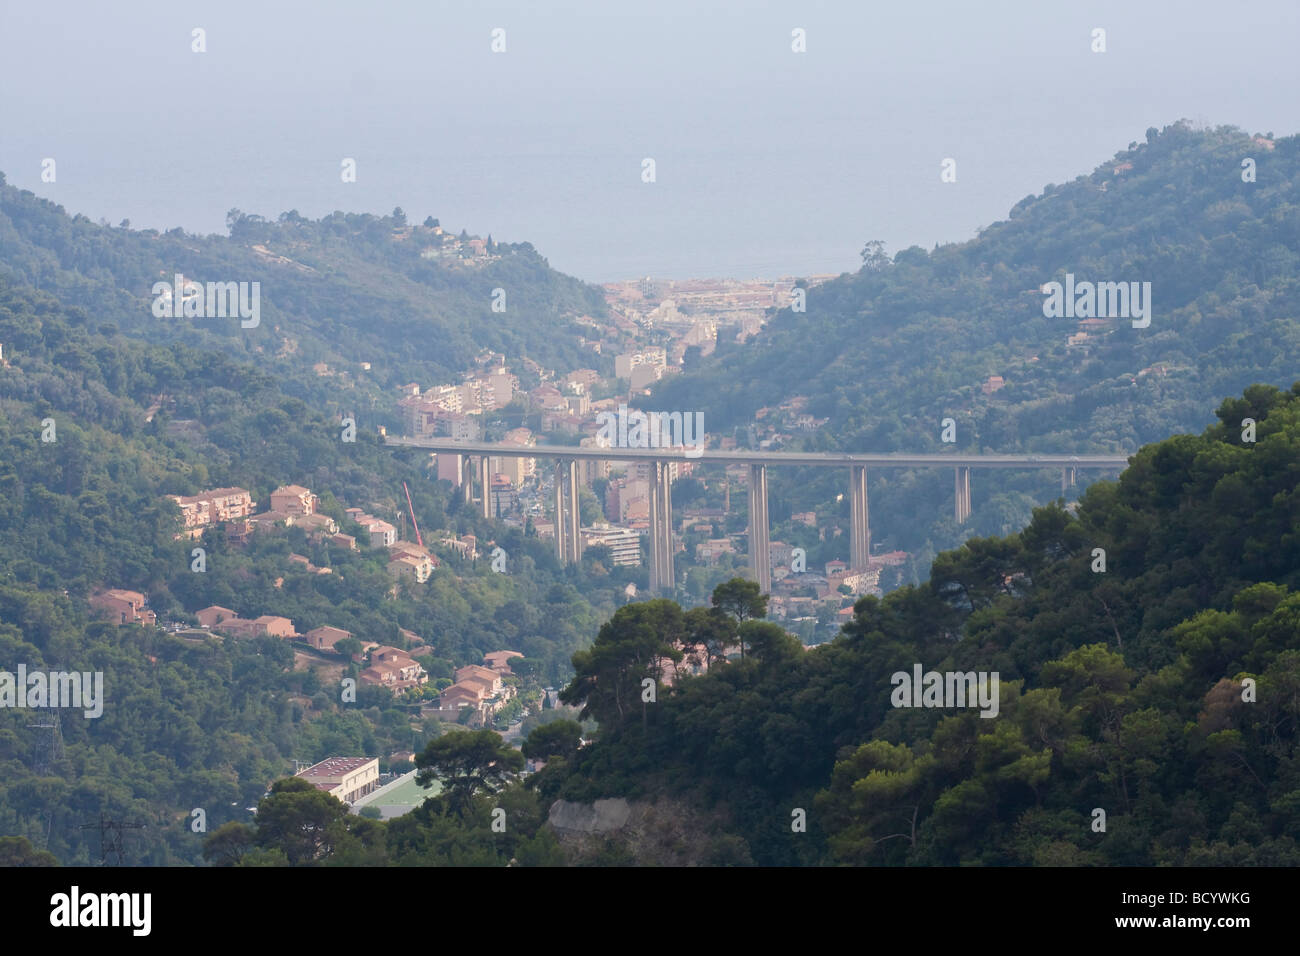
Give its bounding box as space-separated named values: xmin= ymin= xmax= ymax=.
xmin=386 ymin=274 xmax=907 ymax=632
xmin=91 ymin=479 xmax=546 ymax=744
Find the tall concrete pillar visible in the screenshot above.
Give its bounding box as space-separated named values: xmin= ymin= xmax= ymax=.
xmin=460 ymin=456 xmax=471 ymax=504
xmin=749 ymin=464 xmax=770 ymax=593
xmin=567 ymin=459 xmax=581 ymax=564
xmin=659 ymin=461 xmax=674 ymax=592
xmin=648 ymin=460 xmax=662 ymax=591
xmin=954 ymin=466 xmax=971 ymax=524
xmin=554 ymin=460 xmax=566 ymax=562
xmin=480 ymin=456 xmax=492 ymax=518
xmin=849 ymin=465 xmax=870 ymax=570
xmin=647 ymin=460 xmax=674 ymax=593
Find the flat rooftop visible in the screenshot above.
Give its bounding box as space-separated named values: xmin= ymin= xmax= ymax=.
xmin=297 ymin=756 xmax=376 ymax=779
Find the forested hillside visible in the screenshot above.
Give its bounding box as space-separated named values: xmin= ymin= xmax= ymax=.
xmin=0 ymin=175 xmax=608 ymax=412
xmin=190 ymin=382 xmax=1300 ymax=867
xmin=539 ymin=383 xmax=1300 ymax=865
xmin=0 ymin=276 xmax=621 ymax=865
xmin=651 ymin=121 xmax=1300 ymax=568
xmin=3 ymin=118 xmax=1298 ymax=868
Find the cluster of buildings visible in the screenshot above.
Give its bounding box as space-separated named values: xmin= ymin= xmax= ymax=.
xmin=431 ymin=651 xmax=523 ymax=726
xmin=766 ymin=551 xmax=909 ymax=622
xmin=614 ymin=345 xmax=672 ymax=390
xmin=602 ymin=277 xmax=820 ymax=351
xmin=169 ymin=484 xmax=352 ymax=548
xmin=397 ymin=360 xmax=518 ymax=441
xmin=196 ymin=605 xmax=432 ymax=692
xmin=196 ymin=605 xmax=297 ymax=639
xmin=169 ymin=479 xmax=441 ymax=587
xmin=603 ymin=460 xmax=692 ymax=528
xmin=169 ymin=487 xmax=255 ymax=537
xmin=406 ymin=220 xmax=498 ymax=264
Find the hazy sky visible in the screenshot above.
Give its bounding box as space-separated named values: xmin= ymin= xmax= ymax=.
xmin=2 ymin=1 xmax=1296 ymax=282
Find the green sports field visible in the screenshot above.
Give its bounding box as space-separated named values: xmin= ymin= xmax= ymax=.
xmin=352 ymin=770 xmax=440 ymax=820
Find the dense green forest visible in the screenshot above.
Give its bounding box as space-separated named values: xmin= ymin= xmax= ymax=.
xmin=0 ymin=175 xmax=609 ymax=418
xmin=540 ymin=383 xmax=1300 ymax=864
xmin=651 ymin=122 xmax=1300 ymax=571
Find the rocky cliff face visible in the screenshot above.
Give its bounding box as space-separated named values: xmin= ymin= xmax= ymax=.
xmin=546 ymin=797 xmax=752 ymax=866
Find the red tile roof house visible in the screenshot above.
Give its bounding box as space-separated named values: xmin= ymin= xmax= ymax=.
xmin=439 ymin=683 xmax=485 ymax=716
xmin=359 ymin=647 xmax=428 ymax=691
xmin=254 ymin=615 xmax=298 ymax=639
xmin=247 ymin=510 xmax=296 ymax=532
xmin=454 ymin=666 xmax=515 ymax=707
xmin=296 ymin=513 xmax=340 ymax=536
xmin=196 ymin=605 xmax=238 ymax=628
xmin=455 ymin=674 xmax=497 ymax=699
xmin=211 ymin=617 xmax=258 ymax=639
xmin=269 ymin=484 xmax=319 ymax=516
xmin=212 ymin=614 xmax=298 ymax=639
xmin=90 ymin=589 xmax=156 ymax=626
xmin=304 ymin=626 xmax=352 ymax=651
xmin=455 ymin=664 xmax=502 ymax=690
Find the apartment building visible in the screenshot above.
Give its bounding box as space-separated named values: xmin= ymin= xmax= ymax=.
xmin=269 ymin=485 xmax=318 ymax=516
xmin=614 ymin=347 xmax=667 ymax=380
xmin=490 ymin=474 xmax=517 ymax=515
xmin=168 ymin=487 xmax=255 ymax=530
xmin=388 ymin=552 xmax=434 ymax=584
xmin=583 ymin=526 xmax=642 ymax=567
xmin=296 ymin=757 xmax=380 ymax=806
xmin=345 ymin=509 xmax=397 ymax=548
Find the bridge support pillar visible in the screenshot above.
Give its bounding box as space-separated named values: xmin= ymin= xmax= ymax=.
xmin=955 ymin=466 xmax=971 ymax=524
xmin=460 ymin=456 xmax=471 ymax=504
xmin=480 ymin=456 xmax=492 ymax=518
xmin=554 ymin=460 xmax=567 ymax=562
xmin=567 ymin=458 xmax=582 ymax=564
xmin=648 ymin=460 xmax=674 ymax=592
xmin=1061 ymin=467 xmax=1076 ymax=493
xmin=749 ymin=464 xmax=770 ymax=593
xmin=850 ymin=465 xmax=870 ymax=570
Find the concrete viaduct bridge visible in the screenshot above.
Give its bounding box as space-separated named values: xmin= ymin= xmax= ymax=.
xmin=385 ymin=436 xmax=1130 ymax=593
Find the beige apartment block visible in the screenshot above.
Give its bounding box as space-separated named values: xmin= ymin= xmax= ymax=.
xmin=296 ymin=757 xmax=380 ymax=805
xmin=269 ymin=485 xmax=318 ymax=516
xmin=168 ymin=487 xmax=255 ymax=529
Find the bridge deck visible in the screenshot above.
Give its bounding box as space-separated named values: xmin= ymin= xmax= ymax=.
xmin=384 ymin=436 xmax=1131 ymax=470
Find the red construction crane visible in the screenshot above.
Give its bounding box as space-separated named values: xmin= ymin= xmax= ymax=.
xmin=403 ymin=481 xmax=424 ymax=547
